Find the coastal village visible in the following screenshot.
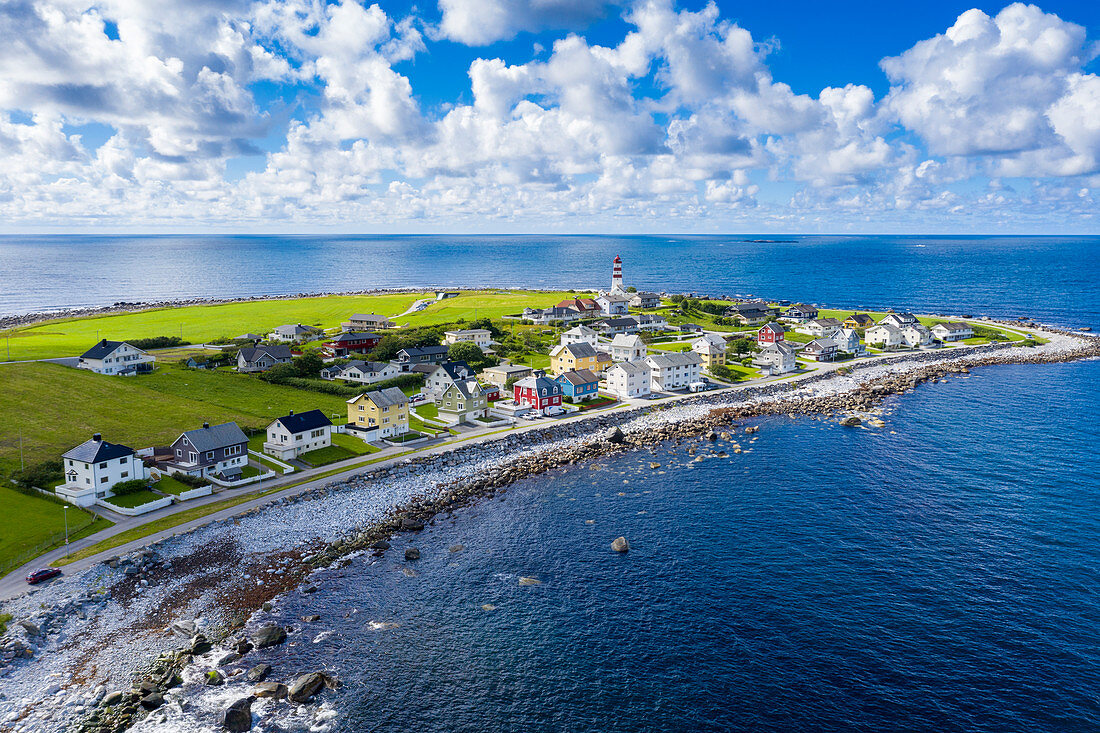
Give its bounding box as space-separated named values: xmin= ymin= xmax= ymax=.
xmin=35 ymin=256 xmax=996 ymax=520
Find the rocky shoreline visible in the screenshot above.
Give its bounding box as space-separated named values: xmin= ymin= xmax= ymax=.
xmin=0 ymin=329 xmax=1096 ymax=732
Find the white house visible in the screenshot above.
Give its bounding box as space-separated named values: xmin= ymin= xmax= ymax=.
xmin=632 ymin=313 xmax=669 ymax=331
xmin=560 ymin=325 xmax=599 ymax=347
xmin=866 ymin=324 xmax=904 ymax=348
xmin=878 ymin=313 xmax=918 ymax=329
xmin=269 ymin=324 xmax=322 ymax=342
xmin=932 ymin=322 xmax=974 ymax=342
xmin=832 ymin=328 xmax=865 ymax=355
xmin=336 ymin=360 xmax=401 ymax=385
xmin=752 ymin=342 xmax=797 ymax=375
xmin=603 ymin=360 xmax=651 ymax=399
xmin=900 ymin=324 xmax=935 ymax=348
xmin=609 ymin=333 xmax=647 ymax=362
xmin=58 ymin=434 xmax=147 ymax=507
xmin=796 ymin=318 xmax=843 ymax=338
xmin=263 ymin=409 xmax=333 ymax=460
xmin=596 ymin=292 xmax=631 ymax=316
xmin=443 ymin=329 xmax=493 ymax=350
xmin=629 ymin=292 xmax=661 ymax=309
xmin=645 ymin=352 xmax=703 ymax=392
xmin=77 ymin=340 xmax=155 ymax=376
xmin=424 ymin=361 xmax=475 ymax=400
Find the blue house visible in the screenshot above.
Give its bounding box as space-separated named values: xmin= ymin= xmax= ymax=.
xmin=556 ymin=369 xmax=600 ymax=402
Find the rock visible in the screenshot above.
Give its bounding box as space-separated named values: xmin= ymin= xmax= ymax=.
xmin=261 ymin=602 xmax=273 ymax=612
xmin=287 ymin=672 xmax=327 ymax=703
xmin=649 ymin=462 xmax=661 ymax=469
xmin=139 ymin=692 xmax=164 ymax=710
xmin=839 ymin=416 xmax=862 ymax=427
xmin=102 ymin=691 xmax=124 ymax=707
xmin=189 ymin=635 xmax=213 ymax=656
xmin=246 ymin=664 xmax=271 ymax=683
xmin=604 ymin=426 xmax=625 ymax=444
xmin=302 ymin=614 xmax=320 ymax=623
xmin=404 ymin=547 xmax=421 ymax=561
xmin=481 ymin=604 xmax=497 ymax=611
xmin=169 ymin=620 xmax=197 ymax=637
xmin=251 ymin=625 xmax=287 ymax=649
xmin=518 ymin=576 xmax=541 ymax=586
xmin=17 ymin=620 xmax=40 ymax=637
xmin=205 ymin=669 xmax=225 ymax=686
xmin=448 ymin=544 xmax=465 ymax=553
xmin=252 ymin=682 xmax=288 ymax=699
xmin=611 ymin=537 xmax=630 ymax=553
xmin=233 ymin=638 xmax=254 ymax=655
xmin=370 ymin=540 xmax=391 ymax=550
xmin=215 ymin=652 xmax=241 ymax=667
xmin=221 ymin=696 xmax=254 ymax=732
xmin=400 ymin=517 xmax=425 ymax=531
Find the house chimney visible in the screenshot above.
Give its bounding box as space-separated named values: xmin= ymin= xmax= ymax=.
xmin=203 ymin=422 xmax=210 ymax=429
xmin=93 ymin=433 xmax=102 ymax=442
xmin=289 ymin=409 xmax=294 ymax=416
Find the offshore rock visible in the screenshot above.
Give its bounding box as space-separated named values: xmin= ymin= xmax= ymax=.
xmin=611 ymin=537 xmax=630 ymax=553
xmin=221 ymin=696 xmax=254 ymax=732
xmin=404 ymin=547 xmax=421 ymax=561
xmin=251 ymin=625 xmax=287 ymax=649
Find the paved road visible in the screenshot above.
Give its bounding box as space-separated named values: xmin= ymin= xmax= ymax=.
xmin=0 ymin=319 xmax=1037 ymax=602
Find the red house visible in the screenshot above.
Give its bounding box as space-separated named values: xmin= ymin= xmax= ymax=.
xmin=557 ymin=298 xmax=602 ymax=316
xmin=483 ymin=384 xmax=501 ymax=402
xmin=513 ymin=371 xmax=563 ymax=415
xmin=758 ymin=322 xmax=785 ymax=345
xmin=324 ymin=331 xmax=381 ymax=357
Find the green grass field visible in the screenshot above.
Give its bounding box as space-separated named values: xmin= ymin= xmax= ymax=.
xmin=0 ymin=361 xmax=351 ymax=477
xmin=2 ymin=290 xmax=577 ymax=362
xmin=0 ymin=487 xmax=109 ymax=571
xmin=331 ymin=432 xmax=379 ymax=454
xmin=151 ymin=475 xmax=197 ymax=496
xmin=298 ymin=445 xmax=356 ymax=467
xmin=103 ymin=489 xmax=165 ymax=509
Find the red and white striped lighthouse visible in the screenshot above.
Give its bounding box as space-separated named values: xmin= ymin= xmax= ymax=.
xmin=611 ymin=256 xmax=623 ymax=292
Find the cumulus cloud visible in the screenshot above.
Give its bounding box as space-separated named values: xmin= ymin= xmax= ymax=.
xmin=0 ymin=0 xmax=1097 ymax=231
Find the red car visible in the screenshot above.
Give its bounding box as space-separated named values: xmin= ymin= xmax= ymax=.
xmin=25 ymin=568 xmax=62 ymax=585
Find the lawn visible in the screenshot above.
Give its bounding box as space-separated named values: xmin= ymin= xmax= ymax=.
xmin=102 ymin=489 xmax=165 ymax=509
xmin=515 ymin=352 xmax=551 ymax=369
xmin=331 ymin=432 xmax=379 ymax=455
xmin=297 ymin=445 xmax=356 ymax=467
xmin=3 ymin=292 xmax=432 ymax=362
xmin=0 ymin=487 xmax=110 ymax=573
xmin=648 ymin=341 xmax=691 ymax=352
xmin=396 ymin=290 xmax=577 ymax=329
xmin=0 ymin=361 xmax=347 ymax=477
xmin=152 ymin=475 xmax=203 ymax=496
xmin=414 ymin=402 xmax=439 ymax=419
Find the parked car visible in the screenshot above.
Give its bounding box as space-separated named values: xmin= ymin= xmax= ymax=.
xmin=409 ymin=393 xmax=426 ymax=404
xmin=25 ymin=568 xmax=62 ymax=585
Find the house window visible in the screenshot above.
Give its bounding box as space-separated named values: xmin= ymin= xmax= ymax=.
xmin=206 ymin=451 xmax=215 ymax=460
xmin=68 ymin=460 xmax=73 ymax=467
xmin=101 ymin=476 xmax=109 ymax=483
xmin=121 ymin=471 xmax=129 ymax=478
xmin=99 ymin=462 xmax=108 ymax=469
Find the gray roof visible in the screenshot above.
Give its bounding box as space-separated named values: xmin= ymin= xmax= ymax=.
xmin=63 ymin=436 xmax=135 ymax=463
xmin=449 ymin=379 xmax=487 ymax=400
xmin=646 ymin=351 xmax=702 ymax=368
xmin=935 ymin=321 xmax=971 ymax=331
xmin=361 ymin=386 xmax=408 ymax=408
xmin=557 ymin=369 xmax=599 ymax=386
xmin=484 ymin=364 xmax=533 ymax=376
xmin=805 ymin=338 xmax=837 ymax=351
xmin=433 ymin=361 xmax=473 ymax=380
xmin=610 ymin=360 xmax=650 ymax=375
xmin=272 ymin=324 xmax=320 ymax=336
xmin=399 ymin=345 xmax=449 ymax=358
xmin=558 ymin=342 xmax=597 ymax=358
xmin=762 ymin=342 xmax=795 ymax=356
xmin=80 ymin=340 xmax=135 ymax=360
xmin=239 ymin=345 xmax=293 ymax=362
xmin=177 ymin=422 xmax=248 ymax=452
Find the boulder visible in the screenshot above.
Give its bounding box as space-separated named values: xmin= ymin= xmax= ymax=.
xmin=169 ymin=620 xmax=197 ymax=637
xmin=518 ymin=576 xmax=541 ymax=586
xmin=205 ymin=669 xmax=225 ymax=686
xmin=252 ymin=682 xmax=288 ymax=699
xmin=302 ymin=615 xmax=321 ymax=623
xmin=251 ymin=625 xmax=287 ymax=649
xmin=139 ymin=692 xmax=164 ymax=710
xmin=839 ymin=416 xmax=862 ymax=427
xmin=370 ymin=540 xmax=391 ymax=550
xmin=649 ymin=462 xmax=661 ymax=469
xmin=102 ymin=691 xmax=124 ymax=707
xmin=246 ymin=664 xmax=271 ymax=683
xmin=604 ymin=426 xmax=625 ymax=444
xmin=400 ymin=517 xmax=425 ymax=531
xmin=404 ymin=547 xmax=421 ymax=561
xmin=17 ymin=620 xmax=40 ymax=637
xmin=449 ymin=544 xmax=465 ymax=553
xmin=611 ymin=537 xmax=630 ymax=553
xmin=189 ymin=635 xmax=213 ymax=656
xmin=221 ymin=696 xmax=254 ymax=732
xmin=287 ymin=672 xmax=327 ymax=703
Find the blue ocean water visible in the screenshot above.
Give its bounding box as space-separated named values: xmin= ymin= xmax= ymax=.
xmin=1 ymin=235 xmax=1098 ymax=329
xmin=255 ymin=360 xmax=1100 ymax=733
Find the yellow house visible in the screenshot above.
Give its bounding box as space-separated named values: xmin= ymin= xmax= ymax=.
xmin=346 ymin=387 xmax=410 ymax=440
xmin=691 ymin=335 xmax=727 ymax=368
xmin=844 ymin=313 xmax=875 ymax=330
xmin=548 ymin=342 xmax=599 ymax=375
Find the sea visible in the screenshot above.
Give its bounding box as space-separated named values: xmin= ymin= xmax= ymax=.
xmin=1 ymin=235 xmax=1098 ymax=330
xmin=3 ymin=235 xmax=1099 ymax=731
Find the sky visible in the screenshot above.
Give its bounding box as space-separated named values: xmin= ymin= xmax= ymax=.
xmin=0 ymin=0 xmax=1098 ymax=234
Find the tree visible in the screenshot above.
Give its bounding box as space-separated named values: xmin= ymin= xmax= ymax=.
xmin=669 ymin=294 xmax=685 ymax=304
xmin=448 ymin=341 xmax=485 ymax=366
xmin=260 ymin=362 xmax=300 ymax=382
xmin=626 ymin=285 xmax=637 ymax=293
xmin=293 ymin=352 xmax=323 ymax=378
xmin=728 ymin=337 xmax=758 ymax=355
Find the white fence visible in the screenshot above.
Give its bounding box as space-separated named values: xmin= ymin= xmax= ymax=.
xmin=98 ymin=496 xmax=173 ymax=516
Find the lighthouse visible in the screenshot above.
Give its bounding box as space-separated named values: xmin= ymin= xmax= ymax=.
xmin=611 ymin=256 xmax=624 ymax=293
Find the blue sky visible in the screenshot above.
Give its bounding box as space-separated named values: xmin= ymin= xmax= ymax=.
xmin=0 ymin=0 xmax=1098 ymax=233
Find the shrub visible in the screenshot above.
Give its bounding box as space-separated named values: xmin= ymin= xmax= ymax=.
xmin=110 ymin=479 xmax=149 ymax=496
xmin=172 ymin=474 xmax=211 ymax=488
xmin=12 ymin=460 xmax=64 ymax=490
xmin=128 ymin=336 xmax=190 ymax=350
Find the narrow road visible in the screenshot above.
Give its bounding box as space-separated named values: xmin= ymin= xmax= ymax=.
xmin=0 ymin=319 xmax=1039 ymax=602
